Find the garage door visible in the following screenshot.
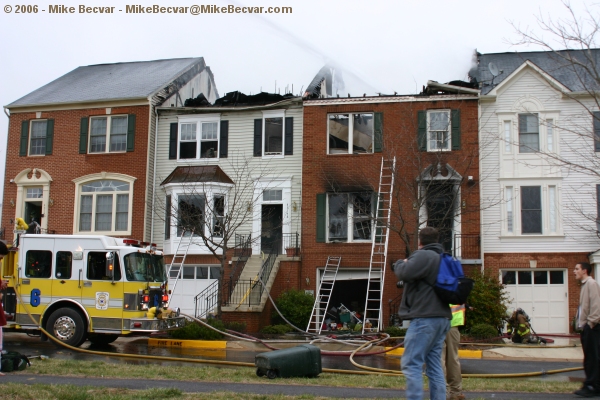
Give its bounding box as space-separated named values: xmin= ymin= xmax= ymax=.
xmin=169 ymin=265 xmax=220 ymax=316
xmin=500 ymin=269 xmax=568 ymax=334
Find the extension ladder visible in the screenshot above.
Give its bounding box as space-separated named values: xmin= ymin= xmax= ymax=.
xmin=166 ymin=230 xmax=194 ymax=308
xmin=363 ymin=157 xmax=396 ymax=333
xmin=306 ymin=256 xmax=342 ymax=334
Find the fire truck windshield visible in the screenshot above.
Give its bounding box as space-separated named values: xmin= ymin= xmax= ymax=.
xmin=124 ymin=252 xmax=166 ymax=282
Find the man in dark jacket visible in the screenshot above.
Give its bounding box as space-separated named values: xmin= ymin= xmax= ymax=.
xmin=393 ymin=227 xmax=451 ymax=400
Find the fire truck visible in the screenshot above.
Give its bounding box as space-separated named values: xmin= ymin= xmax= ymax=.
xmin=1 ymin=233 xmax=185 ymax=347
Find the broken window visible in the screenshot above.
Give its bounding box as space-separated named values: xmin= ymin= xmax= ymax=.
xmin=328 ymin=113 xmax=373 ymax=154
xmin=177 ymin=194 xmax=205 ymax=237
xmin=519 ymin=113 xmax=539 ymax=153
xmin=264 ymin=117 xmax=283 ymax=155
xmin=179 ymin=123 xmax=197 ymax=159
xmin=328 ymin=192 xmax=374 ymax=242
xmin=212 ymin=195 xmax=224 ymax=237
xmin=178 ymin=118 xmax=220 ymax=160
xmin=427 ymin=111 xmax=450 ymax=151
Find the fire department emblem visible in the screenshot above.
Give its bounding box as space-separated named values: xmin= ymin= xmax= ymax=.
xmin=96 ymin=292 xmax=109 ymax=310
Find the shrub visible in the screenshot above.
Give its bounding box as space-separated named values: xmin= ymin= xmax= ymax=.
xmin=169 ymin=318 xmax=226 ymax=340
xmin=271 ymin=289 xmax=314 ymax=329
xmin=469 ymin=323 xmax=499 ymax=339
xmin=464 ymin=270 xmax=509 ymax=332
xmin=224 ymin=321 xmax=247 ymax=334
xmin=384 ymin=326 xmax=407 ymax=338
xmin=260 ymin=324 xmax=294 ymax=334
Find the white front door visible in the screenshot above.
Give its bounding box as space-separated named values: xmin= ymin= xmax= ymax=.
xmin=501 ymin=269 xmax=568 ymax=334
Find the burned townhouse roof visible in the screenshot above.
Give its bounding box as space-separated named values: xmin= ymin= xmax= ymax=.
xmin=470 ymin=49 xmax=600 ymax=95
xmin=161 ymin=166 xmax=234 ymax=186
xmin=8 ymin=57 xmax=208 ymax=107
xmin=212 ymin=91 xmax=295 ymax=107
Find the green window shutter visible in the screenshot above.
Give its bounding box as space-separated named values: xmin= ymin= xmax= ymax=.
xmin=220 ymin=120 xmax=229 ymax=158
xmin=254 ymin=119 xmax=262 ymax=157
xmin=374 ymin=112 xmax=383 ymax=153
xmin=417 ymin=110 xmax=427 ymax=151
xmin=284 ymin=117 xmax=293 ymax=155
xmin=79 ymin=117 xmax=89 ymax=154
xmin=316 ymin=193 xmax=326 ymax=243
xmin=126 ymin=114 xmax=136 ymax=152
xmin=45 ymin=119 xmax=54 ymax=155
xmin=451 ymin=109 xmax=461 ymax=150
xmin=19 ymin=120 xmax=29 ymax=156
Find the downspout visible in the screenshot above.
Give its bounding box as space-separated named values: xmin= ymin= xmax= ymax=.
xmin=478 ymin=95 xmax=484 ymax=274
xmin=150 ymin=104 xmax=159 ymax=244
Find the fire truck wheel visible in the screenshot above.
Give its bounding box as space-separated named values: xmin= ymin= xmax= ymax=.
xmin=87 ymin=333 xmax=119 ymax=345
xmin=46 ymin=308 xmax=87 ymax=347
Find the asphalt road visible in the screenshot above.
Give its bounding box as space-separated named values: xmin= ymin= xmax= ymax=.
xmin=0 ymin=331 xmax=585 ymax=399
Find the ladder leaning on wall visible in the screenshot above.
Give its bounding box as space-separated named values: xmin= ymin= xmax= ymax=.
xmin=363 ymin=157 xmax=396 ymax=333
xmin=306 ymin=256 xmax=341 ymax=334
xmin=166 ymin=229 xmax=194 ymax=308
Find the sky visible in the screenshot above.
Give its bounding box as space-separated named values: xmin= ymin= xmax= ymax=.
xmin=0 ymin=0 xmax=594 ymax=212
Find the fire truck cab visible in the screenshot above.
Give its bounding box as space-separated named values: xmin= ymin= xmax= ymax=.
xmin=1 ymin=234 xmax=185 ymax=346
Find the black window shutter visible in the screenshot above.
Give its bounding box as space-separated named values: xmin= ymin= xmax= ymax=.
xmin=126 ymin=114 xmax=136 ymax=152
xmin=79 ymin=117 xmax=89 ymax=154
xmin=45 ymin=119 xmax=54 ymax=155
xmin=19 ymin=120 xmax=29 ymax=156
xmin=254 ymin=119 xmax=262 ymax=157
xmin=593 ymin=112 xmax=600 ymax=152
xmin=165 ymin=195 xmax=171 ymax=240
xmin=451 ymin=109 xmax=461 ymax=150
xmin=374 ymin=112 xmax=383 ymax=153
xmin=316 ymin=193 xmax=326 ymax=243
xmin=220 ymin=120 xmax=229 ymax=158
xmin=169 ymin=123 xmax=178 ymax=159
xmin=417 ymin=110 xmax=427 ymax=151
xmin=284 ymin=117 xmax=293 ymax=155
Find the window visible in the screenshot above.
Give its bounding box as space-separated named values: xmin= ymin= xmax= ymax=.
xmin=177 ymin=265 xmax=219 ymax=280
xmin=328 ymin=113 xmax=374 ymax=154
xmin=29 ymin=120 xmax=47 ymax=155
xmin=177 ymin=194 xmax=205 ymax=237
xmin=212 ymin=195 xmax=224 ymax=237
xmin=263 ymin=190 xmax=282 ymax=201
xmin=56 ymin=251 xmax=72 ymax=279
xmin=26 ymin=187 xmax=43 ymax=199
xmin=521 ymin=186 xmax=542 ymax=234
xmin=504 ymin=121 xmax=511 ymax=153
xmin=89 ymin=116 xmax=128 ymax=153
xmin=427 ymin=110 xmax=451 ymax=151
xmin=177 ymin=117 xmax=220 ymax=160
xmin=549 ymin=186 xmax=557 ymax=233
xmin=328 ymin=192 xmax=374 ymax=242
xmin=519 ymin=113 xmax=539 ymax=153
xmin=264 ymin=117 xmax=283 ymax=155
xmin=25 ymin=250 xmax=52 ymax=278
xmin=76 ymin=177 xmax=133 ymax=234
xmin=546 ymin=119 xmax=554 ymax=152
xmin=506 ymin=187 xmax=514 ymax=233
xmin=87 ymin=251 xmax=121 ymax=281
xmin=254 ymin=113 xmax=294 ymax=157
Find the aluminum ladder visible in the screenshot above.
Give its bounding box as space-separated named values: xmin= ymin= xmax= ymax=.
xmin=306 ymin=256 xmax=341 ymax=334
xmin=166 ymin=230 xmax=194 ymax=308
xmin=363 ymin=157 xmax=396 ymax=333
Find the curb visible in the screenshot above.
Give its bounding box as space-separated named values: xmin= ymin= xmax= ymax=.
xmin=148 ymin=338 xmax=227 ymax=349
xmin=385 ymin=347 xmax=482 ymax=359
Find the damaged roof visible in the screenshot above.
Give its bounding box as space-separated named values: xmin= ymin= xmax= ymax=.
xmin=470 ymin=49 xmax=600 ymax=95
xmin=8 ymin=57 xmax=206 ymax=107
xmin=213 ymin=91 xmax=295 ymax=107
xmin=161 ymin=166 xmax=234 ymax=186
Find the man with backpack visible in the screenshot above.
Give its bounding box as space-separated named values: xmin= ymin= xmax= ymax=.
xmin=392 ymin=227 xmax=451 ymax=400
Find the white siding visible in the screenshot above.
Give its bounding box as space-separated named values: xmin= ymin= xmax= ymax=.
xmin=152 ymin=103 xmax=303 ymax=255
xmin=481 ymin=67 xmax=600 ymax=253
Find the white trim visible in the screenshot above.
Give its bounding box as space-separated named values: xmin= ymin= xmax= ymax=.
xmin=13 ymin=168 xmax=53 ymax=233
xmin=261 ymin=110 xmax=285 ymax=159
xmin=87 ymin=114 xmax=129 ymax=154
xmin=488 ymin=60 xmax=572 ymax=97
xmin=176 ymin=114 xmax=221 ymax=162
xmin=426 ymin=109 xmax=451 ymax=152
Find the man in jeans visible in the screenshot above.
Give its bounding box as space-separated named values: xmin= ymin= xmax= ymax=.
xmin=574 ymin=262 xmax=600 ymax=397
xmin=393 ymin=227 xmax=451 ymax=400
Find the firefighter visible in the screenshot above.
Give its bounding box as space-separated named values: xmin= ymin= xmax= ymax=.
xmin=508 ymin=308 xmax=532 ymax=343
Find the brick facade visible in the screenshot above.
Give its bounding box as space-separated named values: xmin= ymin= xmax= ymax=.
xmin=2 ymin=105 xmax=150 ymax=241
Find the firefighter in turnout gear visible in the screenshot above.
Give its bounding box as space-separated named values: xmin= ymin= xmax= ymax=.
xmin=508 ymin=308 xmax=532 ymax=343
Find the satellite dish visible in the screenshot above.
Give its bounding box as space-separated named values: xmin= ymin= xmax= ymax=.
xmin=489 ymin=62 xmax=500 ymax=77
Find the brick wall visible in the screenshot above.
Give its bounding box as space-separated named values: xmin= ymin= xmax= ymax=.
xmin=2 ymin=106 xmax=150 ymax=241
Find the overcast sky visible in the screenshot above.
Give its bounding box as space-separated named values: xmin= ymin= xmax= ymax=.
xmin=0 ymin=0 xmax=593 ymax=212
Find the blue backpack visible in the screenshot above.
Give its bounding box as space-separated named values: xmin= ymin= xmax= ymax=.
xmin=429 ymin=253 xmax=474 ymax=305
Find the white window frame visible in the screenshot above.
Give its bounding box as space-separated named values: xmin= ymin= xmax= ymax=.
xmin=177 ymin=114 xmax=221 ymax=161
xmin=88 ymin=115 xmax=128 ymax=154
xmin=73 ymin=172 xmax=136 ymax=235
xmin=327 ymin=112 xmax=374 ymax=155
xmin=500 ymin=181 xmax=562 ymax=237
xmin=499 ymin=112 xmax=559 ymax=156
xmin=262 ymin=110 xmax=285 ymax=158
xmin=427 ymin=110 xmax=451 ymax=152
xmin=326 ymin=192 xmax=374 ymax=243
xmin=29 ymin=119 xmax=48 ymax=156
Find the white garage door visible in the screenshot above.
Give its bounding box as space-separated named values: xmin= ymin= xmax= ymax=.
xmin=169 ymin=265 xmax=220 ymax=316
xmin=500 ymin=269 xmax=568 ymax=334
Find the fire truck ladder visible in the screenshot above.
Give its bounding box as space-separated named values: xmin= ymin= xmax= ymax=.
xmin=306 ymin=256 xmax=341 ymax=334
xmin=363 ymin=157 xmax=396 ymax=333
xmin=166 ymin=230 xmax=194 ymax=308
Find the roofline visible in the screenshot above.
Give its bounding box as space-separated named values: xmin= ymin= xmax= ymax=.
xmin=156 ymin=97 xmax=302 ymax=112
xmin=146 ymin=57 xmax=206 ymax=101
xmin=485 ymin=59 xmax=571 ymax=96
xmin=5 ymin=97 xmax=149 ymax=112
xmin=478 ymin=48 xmax=600 ymax=56
xmin=303 ymin=94 xmax=478 ymax=106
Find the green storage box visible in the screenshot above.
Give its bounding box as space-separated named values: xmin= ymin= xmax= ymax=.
xmin=255 ymin=344 xmax=322 ymax=379
xmin=339 ymin=312 xmax=351 ymax=323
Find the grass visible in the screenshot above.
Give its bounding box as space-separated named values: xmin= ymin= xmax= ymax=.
xmin=0 ymin=358 xmax=581 ymax=397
